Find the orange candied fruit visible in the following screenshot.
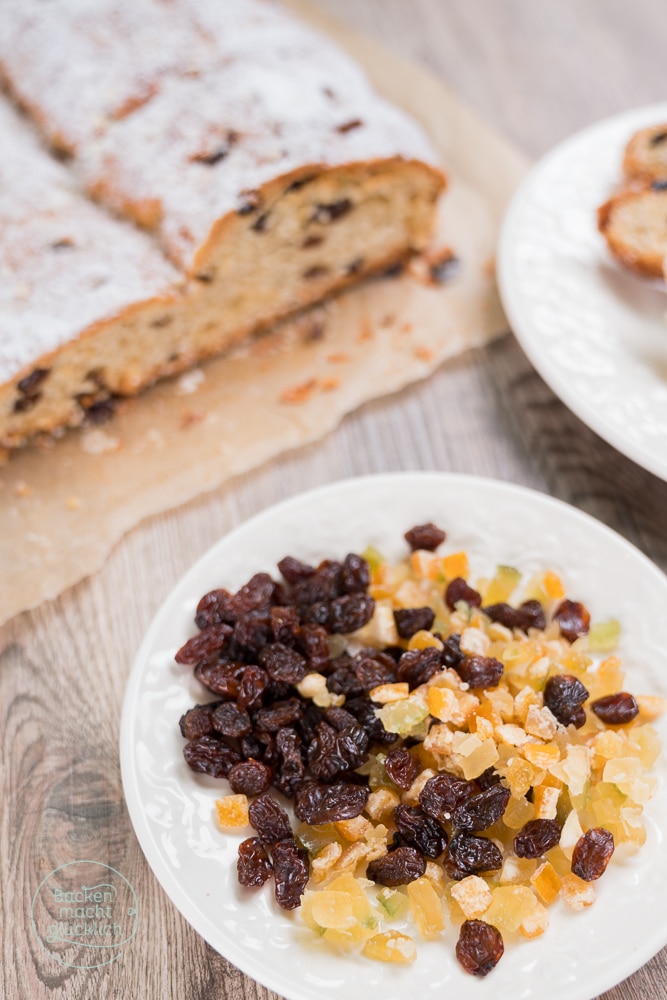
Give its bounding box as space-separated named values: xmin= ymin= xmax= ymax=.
xmin=215 ymin=794 xmax=249 ymax=828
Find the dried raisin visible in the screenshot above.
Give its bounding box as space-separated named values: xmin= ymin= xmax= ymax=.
xmin=456 ymin=920 xmax=504 ymax=977
xmin=272 ymin=838 xmax=309 ymax=909
xmin=366 ymin=846 xmax=426 ymax=886
xmin=404 ymin=523 xmax=446 ymax=551
xmin=554 ymin=599 xmax=591 ymax=643
xmin=394 ymin=805 xmax=448 ymax=858
xmin=294 ymin=782 xmax=368 ymax=824
xmin=444 ymin=833 xmax=503 ymax=879
xmin=455 ymin=655 xmax=503 ymax=689
xmin=571 ymin=827 xmax=614 ymax=881
xmin=452 ymin=783 xmax=511 ymax=831
xmin=445 ymin=577 xmax=482 ymax=611
xmin=228 ymin=760 xmax=273 ymax=797
xmin=590 ymin=692 xmax=639 ymax=725
xmin=393 ymin=606 xmax=436 ymax=639
xmin=179 ymin=703 xmax=218 ymax=741
xmin=384 ymin=747 xmax=420 ymax=790
xmin=277 ymin=556 xmax=316 ymax=584
xmin=211 ymin=702 xmax=252 ymax=738
xmin=396 ymin=647 xmax=442 ymax=688
xmin=248 ymin=793 xmax=293 ymax=845
xmin=543 ymin=674 xmax=589 ymax=728
xmin=420 ymin=773 xmax=478 ymax=823
xmin=514 ymin=819 xmax=562 ymax=858
xmin=183 ymin=735 xmax=241 ymax=778
xmin=259 ymin=642 xmax=307 ymax=684
xmin=307 ymin=721 xmax=368 ymax=780
xmin=341 ymin=553 xmax=370 ymax=594
xmin=237 ymin=837 xmax=273 ymax=887
xmin=175 ymin=623 xmax=233 ymax=664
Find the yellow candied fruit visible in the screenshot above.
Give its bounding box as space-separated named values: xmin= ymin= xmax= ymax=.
xmin=408 ymin=629 xmax=444 ymax=651
xmin=365 ymin=787 xmax=401 ymax=822
xmin=483 ymin=565 xmax=521 ymax=605
xmin=501 ymin=795 xmax=534 ymax=830
xmin=215 ymin=794 xmax=249 ymax=828
xmin=636 ymin=696 xmax=667 ymax=723
xmin=310 ymin=891 xmax=357 ymax=930
xmin=530 ymin=862 xmax=562 ymax=905
xmin=362 ymin=931 xmax=417 ymax=964
xmin=369 ymin=682 xmax=410 ymax=704
xmin=499 ymin=856 xmax=536 ymax=885
xmin=427 ymin=686 xmax=466 ymax=725
xmin=484 ymin=885 xmax=539 ymax=934
xmin=406 ymin=877 xmax=446 ymax=939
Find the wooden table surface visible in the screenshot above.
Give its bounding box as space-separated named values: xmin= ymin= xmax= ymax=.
xmin=2 ymin=2 xmax=667 ymax=998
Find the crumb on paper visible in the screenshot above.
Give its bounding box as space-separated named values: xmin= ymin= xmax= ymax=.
xmin=326 ymin=352 xmax=351 ymax=364
xmin=65 ymin=495 xmax=81 ymax=511
xmin=14 ymin=283 xmax=31 ymax=300
xmin=320 ymin=377 xmax=340 ymax=392
xmin=413 ymin=345 xmax=434 ymax=362
xmin=180 ymin=410 xmax=207 ymax=429
xmin=14 ymin=479 xmax=32 ymax=497
xmin=358 ymin=320 xmax=375 ymax=341
xmin=176 ymin=368 xmax=205 ymax=395
xmin=379 ymin=315 xmax=394 ymax=329
xmin=0 ymin=448 xmax=10 ymax=467
xmin=484 ymin=255 xmax=496 ymax=278
xmin=81 ymin=429 xmax=121 ymax=454
xmin=280 ymin=378 xmax=318 ymax=405
xmin=400 ymin=322 xmax=413 ymax=334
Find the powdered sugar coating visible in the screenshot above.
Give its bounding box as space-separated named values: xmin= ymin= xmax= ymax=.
xmin=1 ymin=0 xmax=440 ymax=269
xmin=0 ymin=101 xmax=179 ymax=383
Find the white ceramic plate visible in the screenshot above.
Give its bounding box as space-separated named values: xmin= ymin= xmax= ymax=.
xmin=120 ymin=473 xmax=667 ymax=1000
xmin=498 ymin=104 xmax=667 ymax=482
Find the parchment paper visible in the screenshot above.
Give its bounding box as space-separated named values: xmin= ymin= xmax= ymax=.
xmin=0 ymin=2 xmax=529 ymax=627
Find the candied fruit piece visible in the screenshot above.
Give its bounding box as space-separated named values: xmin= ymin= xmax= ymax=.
xmin=587 ymin=619 xmax=621 ymax=653
xmin=310 ymin=891 xmax=357 ymax=930
xmin=559 ymin=809 xmax=585 ymax=859
xmin=407 ymin=876 xmax=445 ymax=939
xmin=375 ymin=696 xmax=430 ymax=737
xmin=450 ymin=875 xmax=492 ymax=919
xmin=440 ymin=551 xmax=470 ymax=580
xmin=407 ymin=629 xmax=443 ymax=651
xmin=362 ymin=930 xmax=417 ymax=964
xmin=561 ymin=872 xmax=596 ymax=909
xmin=520 ymin=900 xmax=549 ymax=938
xmin=482 ymin=565 xmax=522 ymax=605
xmin=215 ymin=794 xmax=249 ymax=829
xmin=530 ymin=861 xmax=562 ymax=905
xmin=484 ymin=885 xmax=538 ymax=935
xmin=377 ymin=886 xmax=410 ymax=921
xmin=533 ymin=785 xmax=560 ymax=820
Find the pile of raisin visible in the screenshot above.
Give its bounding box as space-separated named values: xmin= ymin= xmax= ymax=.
xmin=176 ymin=524 xmax=625 ymax=971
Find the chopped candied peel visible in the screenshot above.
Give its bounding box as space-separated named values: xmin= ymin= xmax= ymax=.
xmin=182 ymin=529 xmax=663 ymax=976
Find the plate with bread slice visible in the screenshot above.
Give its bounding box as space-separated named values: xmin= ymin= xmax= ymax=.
xmin=498 ymin=104 xmax=667 ymax=482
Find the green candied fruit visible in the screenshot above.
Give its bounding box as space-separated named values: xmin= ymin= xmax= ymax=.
xmin=362 ymin=545 xmax=385 ymax=574
xmin=587 ymin=619 xmax=621 ymax=653
xmin=376 ymin=887 xmax=409 ymax=921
